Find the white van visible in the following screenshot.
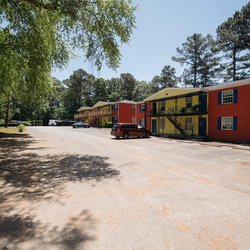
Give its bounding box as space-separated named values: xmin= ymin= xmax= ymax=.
xmin=48 ymin=119 xmax=57 ymax=126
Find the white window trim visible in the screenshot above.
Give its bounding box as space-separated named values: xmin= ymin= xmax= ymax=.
xmin=221 ymin=116 xmax=233 ymax=130
xmin=222 ymin=90 xmax=234 ymax=104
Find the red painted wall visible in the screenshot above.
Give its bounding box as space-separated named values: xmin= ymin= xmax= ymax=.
xmin=208 ymin=85 xmax=250 ymax=142
xmin=117 ymin=103 xmax=135 ymax=123
xmin=135 ymin=103 xmax=146 ymax=125
xmin=145 ymin=101 xmax=152 ymax=130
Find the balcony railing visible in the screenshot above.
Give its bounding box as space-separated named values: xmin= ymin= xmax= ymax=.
xmin=89 ymin=110 xmax=113 ymax=117
xmin=151 ymin=105 xmax=206 ymax=116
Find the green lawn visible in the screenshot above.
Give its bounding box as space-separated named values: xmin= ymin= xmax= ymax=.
xmin=0 ymin=126 xmax=28 ymax=134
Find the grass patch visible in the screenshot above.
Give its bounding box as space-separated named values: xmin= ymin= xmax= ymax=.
xmin=0 ymin=127 xmax=29 ymax=134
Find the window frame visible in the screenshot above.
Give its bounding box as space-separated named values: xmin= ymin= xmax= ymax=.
xmin=160 ymin=118 xmax=165 ymax=129
xmin=185 ymin=96 xmax=192 ymax=108
xmin=185 ymin=118 xmax=193 ymax=130
xmin=221 ymin=117 xmax=233 ymax=130
xmin=222 ymin=90 xmax=234 ymax=104
xmin=140 ymin=104 xmax=145 ymax=112
xmin=140 ymin=119 xmax=145 ymax=127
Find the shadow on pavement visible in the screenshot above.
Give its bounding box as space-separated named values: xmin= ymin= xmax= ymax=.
xmin=0 ymin=210 xmax=95 ymax=249
xmin=0 ymin=132 xmax=118 ymax=249
xmin=0 ymin=153 xmax=120 ymax=201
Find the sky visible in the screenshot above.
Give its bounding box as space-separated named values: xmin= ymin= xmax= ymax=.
xmin=52 ymin=0 xmax=249 ymax=82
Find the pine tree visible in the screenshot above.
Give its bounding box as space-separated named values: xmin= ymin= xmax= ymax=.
xmin=216 ymin=3 xmax=250 ymax=81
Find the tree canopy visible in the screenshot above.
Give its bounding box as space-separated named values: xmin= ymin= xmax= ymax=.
xmin=0 ymin=0 xmax=136 ymax=126
xmin=217 ymin=2 xmax=250 ymax=81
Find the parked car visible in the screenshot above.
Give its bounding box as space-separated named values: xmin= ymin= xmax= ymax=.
xmin=48 ymin=119 xmax=58 ymax=126
xmin=111 ymin=123 xmax=151 ymax=139
xmin=72 ymin=122 xmax=90 ymax=128
xmin=57 ymin=120 xmax=76 ymax=126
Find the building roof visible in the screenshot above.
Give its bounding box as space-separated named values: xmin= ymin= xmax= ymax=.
xmin=92 ymin=101 xmax=114 ymax=108
xmin=77 ymin=106 xmax=92 ymax=112
xmin=144 ymin=87 xmax=202 ymax=102
xmin=117 ymin=100 xmax=137 ymax=104
xmin=203 ymin=78 xmax=250 ymax=91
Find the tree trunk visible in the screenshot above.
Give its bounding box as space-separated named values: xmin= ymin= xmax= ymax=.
xmin=233 ymin=46 xmax=236 ymax=81
xmin=4 ymin=95 xmax=11 ymax=128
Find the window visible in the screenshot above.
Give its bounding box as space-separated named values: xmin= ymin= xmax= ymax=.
xmin=221 ymin=117 xmax=233 ymax=130
xmin=140 ymin=104 xmax=145 ymax=112
xmin=160 ymin=118 xmax=165 ymax=129
xmin=222 ymin=90 xmax=233 ymax=104
xmin=132 ymin=116 xmax=136 ymax=123
xmin=186 ymin=96 xmax=192 ymax=108
xmin=140 ymin=119 xmax=145 ymax=127
xmin=132 ymin=104 xmax=136 ymax=110
xmin=185 ymin=118 xmax=193 ymax=130
xmin=160 ymin=101 xmax=165 ymax=111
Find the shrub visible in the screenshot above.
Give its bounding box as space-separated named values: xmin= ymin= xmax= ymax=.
xmin=21 ymin=121 xmax=31 ymax=126
xmin=104 ymin=122 xmax=113 ymax=128
xmin=18 ymin=124 xmax=25 ymax=132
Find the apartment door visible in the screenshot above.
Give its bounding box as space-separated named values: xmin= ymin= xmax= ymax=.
xmin=199 ymin=118 xmax=207 ymax=136
xmin=199 ymin=94 xmax=207 ymax=113
xmin=152 ymin=119 xmax=157 ymax=134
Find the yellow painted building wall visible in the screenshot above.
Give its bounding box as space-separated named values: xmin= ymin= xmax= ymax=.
xmin=152 ymin=115 xmax=208 ymax=136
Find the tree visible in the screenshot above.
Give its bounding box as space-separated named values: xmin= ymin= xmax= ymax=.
xmin=172 ymin=33 xmax=220 ymax=87
xmin=132 ymin=81 xmax=154 ymax=101
xmin=0 ymin=0 xmax=136 ymax=124
xmin=92 ymin=78 xmax=108 ymax=104
xmin=106 ymin=78 xmax=122 ymax=102
xmin=152 ymin=65 xmax=179 ymax=90
xmin=217 ymin=3 xmax=250 ymax=81
xmin=120 ymin=73 xmax=136 ymax=100
xmin=0 ymin=0 xmax=136 ymax=70
xmin=62 ymin=69 xmax=95 ymax=118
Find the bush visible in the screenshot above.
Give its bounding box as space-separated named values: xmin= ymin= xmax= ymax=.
xmin=104 ymin=122 xmax=113 ymax=128
xmin=21 ymin=121 xmax=31 ymax=126
xmin=18 ymin=124 xmax=25 ymax=132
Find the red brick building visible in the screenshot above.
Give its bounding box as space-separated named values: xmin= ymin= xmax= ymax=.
xmin=207 ymin=79 xmax=250 ymax=143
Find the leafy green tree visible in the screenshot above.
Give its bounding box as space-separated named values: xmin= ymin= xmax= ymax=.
xmin=106 ymin=78 xmax=122 ymax=102
xmin=0 ymin=0 xmax=136 ymax=125
xmin=217 ymin=3 xmax=250 ymax=81
xmin=0 ymin=0 xmax=136 ymax=70
xmin=62 ymin=69 xmax=95 ymax=118
xmin=172 ymin=33 xmax=220 ymax=87
xmin=120 ymin=73 xmax=136 ymax=100
xmin=152 ymin=65 xmax=179 ymax=90
xmin=133 ymin=81 xmax=154 ymax=101
xmin=92 ymin=78 xmax=108 ymax=103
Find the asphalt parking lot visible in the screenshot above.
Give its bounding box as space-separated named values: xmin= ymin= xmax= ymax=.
xmin=0 ymin=127 xmax=250 ymax=250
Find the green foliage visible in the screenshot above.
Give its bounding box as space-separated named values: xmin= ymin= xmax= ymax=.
xmin=152 ymin=65 xmax=179 ymax=90
xmin=104 ymin=122 xmax=113 ymax=128
xmin=120 ymin=73 xmax=136 ymax=100
xmin=216 ymin=2 xmax=250 ymax=81
xmin=0 ymin=0 xmax=136 ymax=71
xmin=17 ymin=124 xmax=25 ymax=132
xmin=32 ymin=120 xmax=43 ymax=126
xmin=172 ymin=34 xmax=220 ymax=87
xmin=0 ymin=0 xmax=136 ymax=125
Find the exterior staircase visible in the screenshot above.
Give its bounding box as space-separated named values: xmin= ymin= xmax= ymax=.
xmin=165 ymin=114 xmax=187 ymax=136
xmin=86 ymin=117 xmax=97 ymax=127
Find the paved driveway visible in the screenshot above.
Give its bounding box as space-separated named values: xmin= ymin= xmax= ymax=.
xmin=0 ymin=127 xmax=250 ymax=249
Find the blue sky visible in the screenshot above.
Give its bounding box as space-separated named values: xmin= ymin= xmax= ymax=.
xmin=52 ymin=0 xmax=249 ymax=82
